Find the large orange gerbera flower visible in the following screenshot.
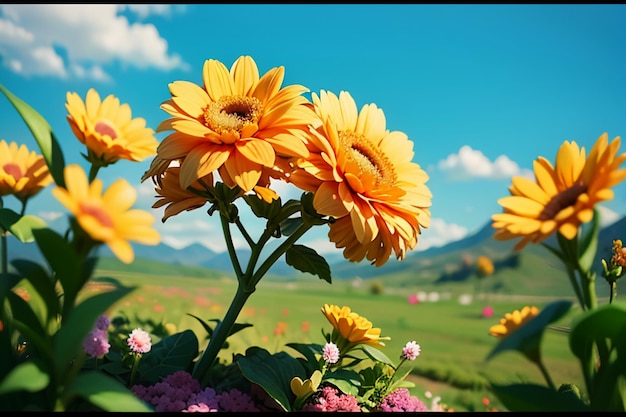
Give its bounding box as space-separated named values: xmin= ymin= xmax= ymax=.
xmin=289 ymin=90 xmax=432 ymax=267
xmin=488 ymin=306 xmax=540 ymax=338
xmin=0 ymin=139 xmax=52 ymax=201
xmin=142 ymin=55 xmax=318 ymax=200
xmin=66 ymin=88 xmax=158 ymax=166
xmin=492 ymin=133 xmax=626 ymax=251
xmin=321 ymin=304 xmax=389 ymax=352
xmin=52 ymin=164 xmax=160 ymax=263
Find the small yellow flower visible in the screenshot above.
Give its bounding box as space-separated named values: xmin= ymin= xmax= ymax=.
xmin=66 ymin=88 xmax=158 ymax=166
xmin=0 ymin=139 xmax=52 ymax=201
xmin=492 ymin=133 xmax=626 ymax=251
xmin=52 ymin=164 xmax=160 ymax=263
xmin=611 ymin=239 xmax=626 ymax=268
xmin=476 ymin=256 xmax=495 ymax=278
xmin=321 ymin=304 xmax=389 ymax=351
xmin=488 ymin=306 xmax=540 ymax=338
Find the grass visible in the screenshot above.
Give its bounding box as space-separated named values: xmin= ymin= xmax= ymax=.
xmin=76 ymin=265 xmax=616 ymax=412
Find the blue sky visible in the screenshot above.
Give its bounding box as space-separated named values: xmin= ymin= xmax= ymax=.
xmin=1 ymin=4 xmax=625 ymax=256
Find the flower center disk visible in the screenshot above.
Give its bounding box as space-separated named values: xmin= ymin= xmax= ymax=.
xmin=204 ymin=96 xmax=263 ymax=136
xmin=340 ymin=131 xmax=396 ymax=188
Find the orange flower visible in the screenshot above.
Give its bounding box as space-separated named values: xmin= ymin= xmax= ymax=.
xmin=321 ymin=303 xmax=389 ymax=351
xmin=52 ymin=164 xmax=160 ymax=263
xmin=488 ymin=306 xmax=540 ymax=338
xmin=66 ymin=88 xmax=158 ymax=166
xmin=289 ymin=90 xmax=432 ymax=266
xmin=492 ymin=133 xmax=626 ymax=251
xmin=0 ymin=140 xmax=52 ymax=201
xmin=151 ymin=164 xmax=216 ymax=222
xmin=142 ymin=55 xmax=318 ymax=202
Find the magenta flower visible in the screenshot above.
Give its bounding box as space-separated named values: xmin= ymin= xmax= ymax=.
xmin=408 ymin=294 xmax=419 ymax=304
xmin=482 ymin=306 xmax=494 ymax=318
xmin=322 ymin=342 xmax=340 ymax=364
xmin=302 ymin=385 xmax=361 ymax=412
xmin=95 ymin=314 xmax=110 ymax=331
xmin=401 ymin=340 xmax=421 ymax=361
xmin=127 ymin=328 xmax=152 ymax=353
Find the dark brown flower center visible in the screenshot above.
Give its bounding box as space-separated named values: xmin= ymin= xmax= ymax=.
xmin=538 ymin=183 xmax=588 ymax=220
xmin=339 ymin=131 xmax=396 ymax=188
xmin=3 ymin=162 xmax=23 ymax=181
xmin=204 ymin=96 xmax=263 ymax=134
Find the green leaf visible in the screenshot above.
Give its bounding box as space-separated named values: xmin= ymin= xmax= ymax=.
xmin=137 ymin=330 xmax=199 ymax=385
xmin=5 ymin=291 xmax=49 ymax=357
xmin=0 ymin=84 xmax=66 ymax=187
xmin=569 ymin=303 xmax=626 ymax=361
xmin=577 ymin=208 xmax=600 ymax=272
xmin=359 ymin=344 xmax=395 ymax=366
xmin=0 ymin=271 xmax=23 ymax=300
xmin=11 ymin=259 xmax=59 ymax=320
xmin=285 ymin=244 xmax=331 ymax=283
xmin=237 ymin=346 xmax=308 ymax=412
xmin=279 ymin=217 xmax=302 ymax=237
xmin=286 ymin=342 xmax=324 ymax=372
xmin=0 ymin=209 xmax=47 ymax=243
xmin=243 ymin=194 xmax=283 ymax=220
xmin=491 ymin=382 xmax=588 ymax=411
xmin=54 ymin=285 xmax=135 ymax=370
xmin=486 ymin=300 xmax=572 ymax=361
xmin=32 ymin=228 xmax=80 ymax=303
xmin=0 ymin=360 xmax=49 ymax=394
xmin=324 ymin=368 xmax=362 ymax=396
xmin=65 ymin=371 xmax=152 ymax=411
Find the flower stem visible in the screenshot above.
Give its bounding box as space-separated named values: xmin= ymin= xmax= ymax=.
xmin=129 ymin=353 xmax=141 ymax=387
xmin=193 ymin=282 xmax=252 ymax=387
xmin=609 ymin=281 xmax=616 ymax=303
xmin=536 ymin=358 xmax=556 ymax=391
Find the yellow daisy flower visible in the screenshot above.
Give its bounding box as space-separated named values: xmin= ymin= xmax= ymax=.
xmin=142 ymin=55 xmax=318 ymax=199
xmin=66 ymin=88 xmax=158 ymax=166
xmin=151 ymin=164 xmax=216 ymax=222
xmin=488 ymin=306 xmax=540 ymax=338
xmin=321 ymin=304 xmax=389 ymax=351
xmin=289 ymin=90 xmax=432 ymax=267
xmin=492 ymin=133 xmax=626 ymax=251
xmin=52 ymin=164 xmax=160 ymax=263
xmin=0 ymin=139 xmax=52 ymax=201
xmin=476 ymin=255 xmax=495 ymax=278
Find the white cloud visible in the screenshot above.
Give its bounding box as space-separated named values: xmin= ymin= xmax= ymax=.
xmin=597 ymin=204 xmax=620 ymax=228
xmin=38 ymin=211 xmax=64 ymax=222
xmin=437 ymin=145 xmax=533 ymax=181
xmin=0 ymin=4 xmax=187 ymax=80
xmin=415 ymin=218 xmax=468 ymax=251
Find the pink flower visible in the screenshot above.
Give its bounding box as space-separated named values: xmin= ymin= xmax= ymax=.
xmin=408 ymin=294 xmax=419 ymax=304
xmin=401 ymin=340 xmax=421 ymax=361
xmin=302 ymin=385 xmax=360 ymax=412
xmin=378 ymin=388 xmax=428 ymax=412
xmin=95 ymin=314 xmax=110 ymax=331
xmin=127 ymin=328 xmax=152 ymax=353
xmin=482 ymin=306 xmax=494 ymax=318
xmin=322 ymin=342 xmax=340 ymax=364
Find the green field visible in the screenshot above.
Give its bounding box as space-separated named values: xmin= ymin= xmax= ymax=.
xmin=81 ymin=266 xmax=615 ymax=412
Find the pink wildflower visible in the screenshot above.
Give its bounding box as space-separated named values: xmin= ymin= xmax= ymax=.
xmin=401 ymin=340 xmax=421 ymax=361
xmin=322 ymin=342 xmax=340 ymax=364
xmin=378 ymin=388 xmax=428 ymax=412
xmin=302 ymin=385 xmax=361 ymax=412
xmin=127 ymin=328 xmax=152 ymax=353
xmin=95 ymin=314 xmax=110 ymax=331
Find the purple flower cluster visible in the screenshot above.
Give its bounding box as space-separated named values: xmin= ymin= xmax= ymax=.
xmin=377 ymin=388 xmax=428 ymax=412
xmin=131 ymin=370 xmax=260 ymax=412
xmin=302 ymin=385 xmax=361 ymax=412
xmin=82 ymin=314 xmax=110 ymax=358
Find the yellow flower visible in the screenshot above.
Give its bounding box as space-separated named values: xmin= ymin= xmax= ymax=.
xmin=52 ymin=164 xmax=160 ymax=263
xmin=0 ymin=140 xmax=52 ymax=201
xmin=142 ymin=55 xmax=318 ymax=199
xmin=476 ymin=255 xmax=495 ymax=278
xmin=321 ymin=303 xmax=389 ymax=351
xmin=289 ymin=90 xmax=432 ymax=267
xmin=151 ymin=164 xmax=216 ymax=222
xmin=488 ymin=306 xmax=540 ymax=338
xmin=492 ymin=133 xmax=626 ymax=251
xmin=66 ymin=88 xmax=158 ymax=165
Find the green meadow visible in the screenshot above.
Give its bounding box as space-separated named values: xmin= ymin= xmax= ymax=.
xmin=76 ymin=265 xmax=614 ymax=412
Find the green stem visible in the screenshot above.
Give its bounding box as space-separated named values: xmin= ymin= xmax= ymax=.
xmin=193 ymin=283 xmax=252 ymax=387
xmin=88 ymin=164 xmax=101 ymax=183
xmin=609 ymin=281 xmax=616 ymax=304
xmin=565 ymin=265 xmax=586 ymax=311
xmin=580 ymin=270 xmax=597 ymax=311
xmin=129 ymin=353 xmax=141 ymax=387
xmin=220 ymin=213 xmax=244 ymax=280
xmin=536 ymin=358 xmax=556 ymax=391
xmin=1 ymin=232 xmax=7 ymax=275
